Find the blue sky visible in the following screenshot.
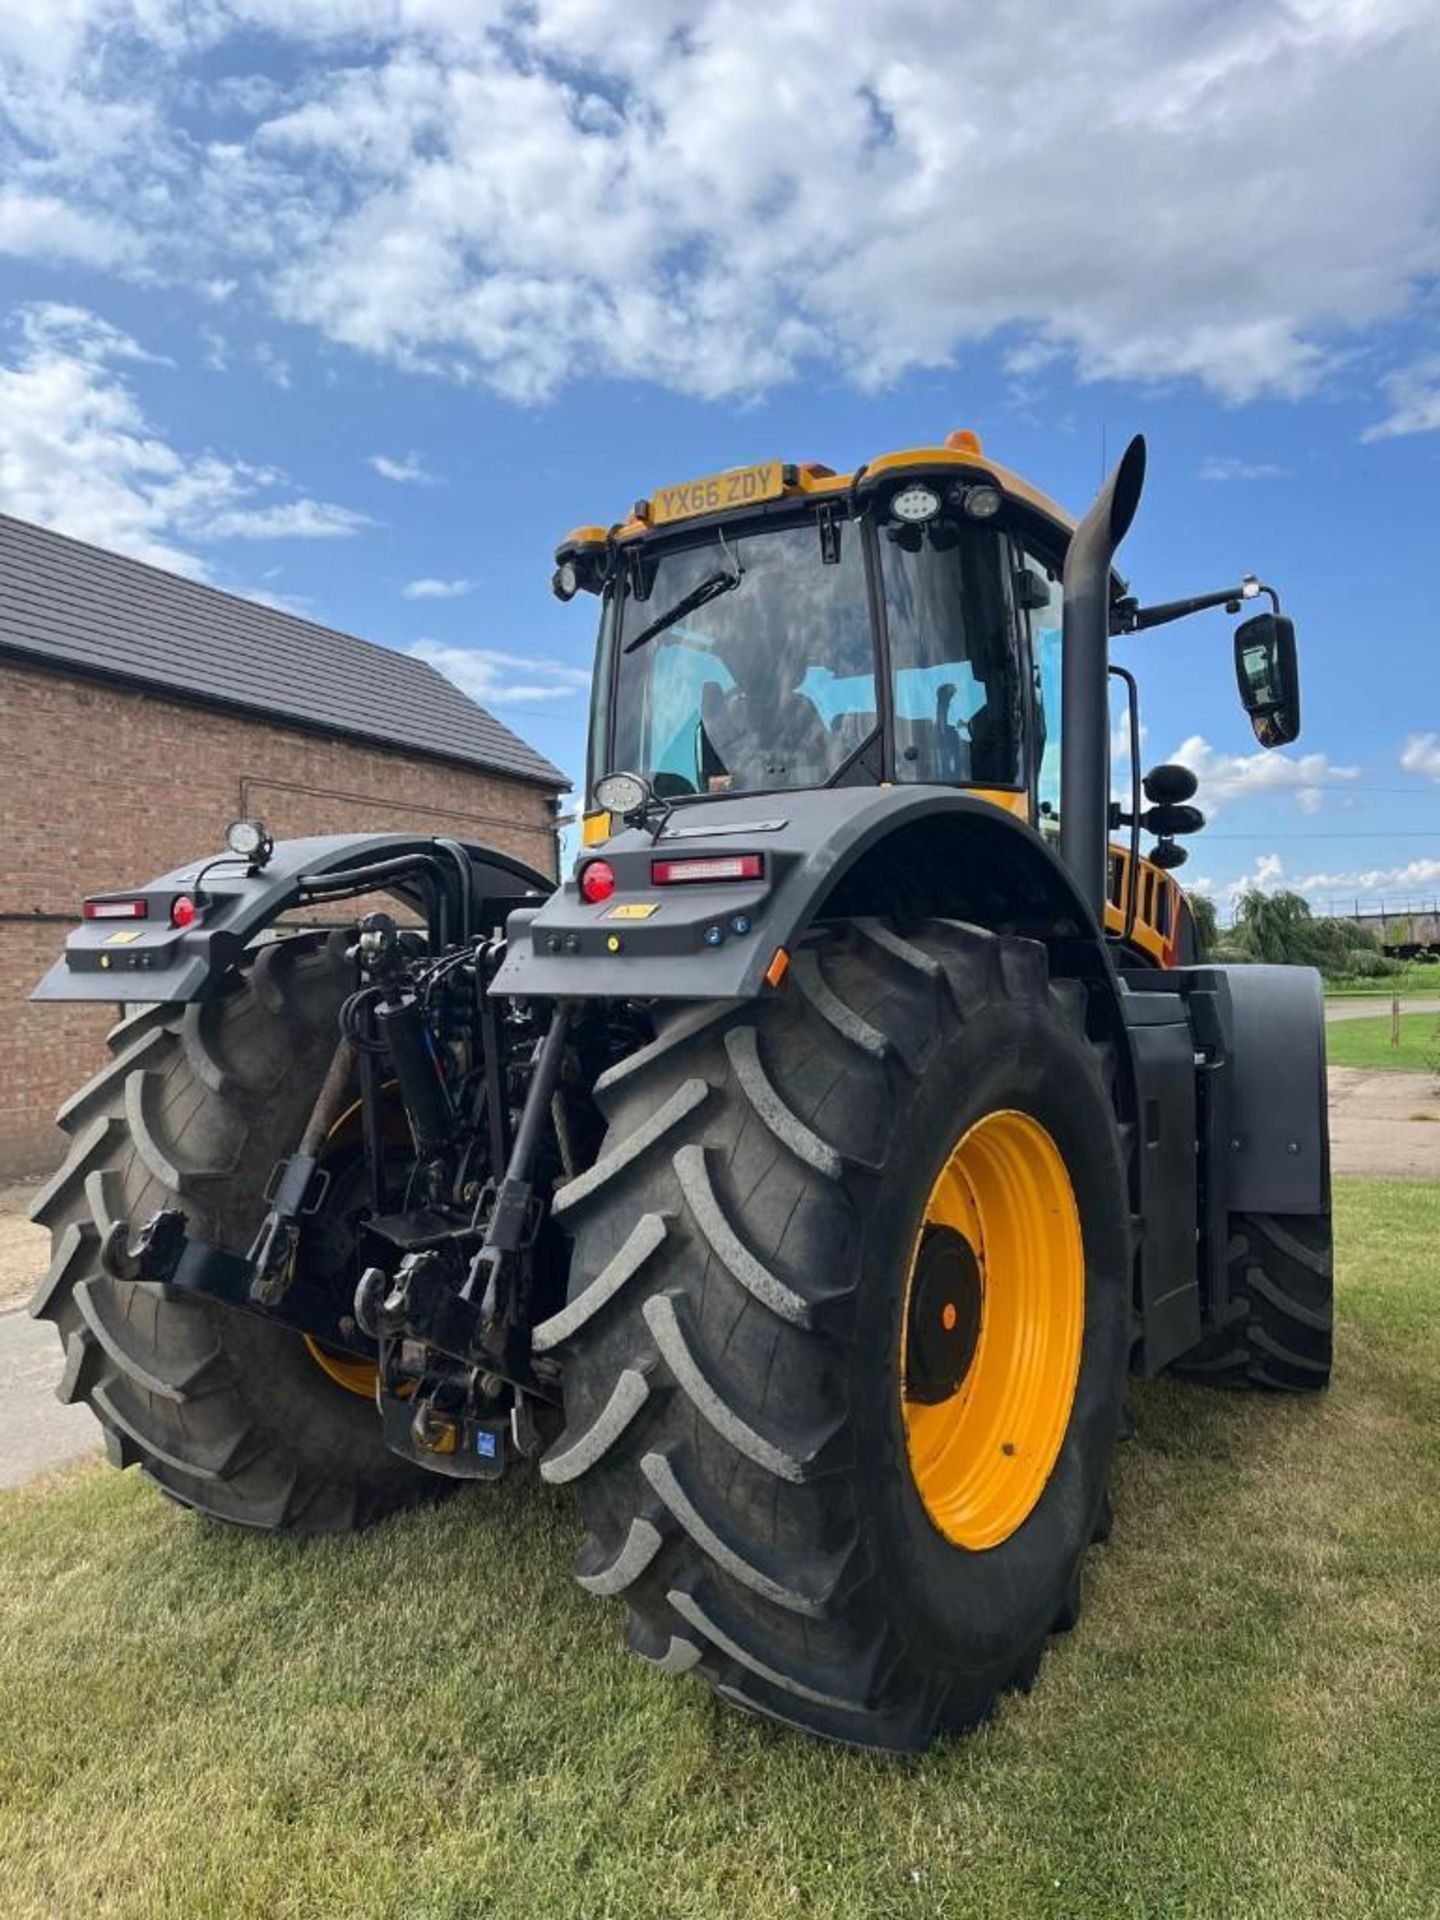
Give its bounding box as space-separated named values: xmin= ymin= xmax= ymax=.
xmin=2 ymin=1 xmax=1438 ymax=915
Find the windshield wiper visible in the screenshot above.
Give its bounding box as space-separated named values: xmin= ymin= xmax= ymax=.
xmin=623 ymin=565 xmax=743 ymax=653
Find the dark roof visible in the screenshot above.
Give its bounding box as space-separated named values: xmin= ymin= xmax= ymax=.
xmin=0 ymin=513 xmax=567 ymax=790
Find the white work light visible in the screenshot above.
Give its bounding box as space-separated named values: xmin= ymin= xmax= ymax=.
xmin=890 ymin=484 xmax=942 ymax=525
xmin=225 ymin=818 xmax=274 ymax=865
xmin=957 ymin=484 xmax=1002 ymax=520
xmin=594 ymin=771 xmax=653 ymax=818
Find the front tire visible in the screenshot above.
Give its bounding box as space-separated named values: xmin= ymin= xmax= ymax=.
xmin=29 ymin=933 xmax=439 ymax=1532
xmin=539 ymin=918 xmax=1131 ymax=1751
xmin=1171 ymin=1212 xmax=1333 ymax=1392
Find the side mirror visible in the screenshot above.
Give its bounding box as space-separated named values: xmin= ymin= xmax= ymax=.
xmin=1234 ymin=612 xmax=1300 ymax=748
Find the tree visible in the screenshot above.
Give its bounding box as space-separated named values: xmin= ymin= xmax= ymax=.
xmin=1188 ymin=892 xmax=1219 ymax=959
xmin=1229 ymin=889 xmax=1394 ymax=978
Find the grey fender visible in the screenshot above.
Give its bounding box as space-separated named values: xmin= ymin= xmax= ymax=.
xmin=32 ymin=832 xmax=553 ymax=1004
xmin=493 ymin=787 xmax=1123 ymax=1006
xmin=1202 ymin=963 xmax=1329 ymax=1215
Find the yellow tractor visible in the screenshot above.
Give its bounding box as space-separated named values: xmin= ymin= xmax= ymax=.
xmin=32 ymin=429 xmax=1330 ymax=1750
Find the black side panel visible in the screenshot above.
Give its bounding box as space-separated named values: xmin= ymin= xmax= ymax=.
xmin=1120 ymin=989 xmax=1202 ymax=1373
xmin=1218 ymin=964 xmax=1328 ymax=1215
xmin=1125 ymin=962 xmax=1329 ymax=1353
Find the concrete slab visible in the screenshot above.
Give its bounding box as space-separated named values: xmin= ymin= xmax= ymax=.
xmin=1325 ymin=996 xmax=1440 ymax=1023
xmin=0 ymin=1182 xmax=46 ymax=1312
xmin=1328 ymin=1065 xmax=1440 ymax=1180
xmin=0 ymin=1307 xmax=101 ymax=1490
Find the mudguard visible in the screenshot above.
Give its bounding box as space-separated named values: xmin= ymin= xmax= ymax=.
xmin=1205 ymin=963 xmax=1329 ymax=1215
xmin=31 ymin=832 xmax=553 ymax=1004
xmin=491 ymin=786 xmax=1113 ymax=1002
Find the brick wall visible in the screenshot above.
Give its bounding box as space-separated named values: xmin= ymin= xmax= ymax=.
xmin=0 ymin=659 xmax=561 ymax=1176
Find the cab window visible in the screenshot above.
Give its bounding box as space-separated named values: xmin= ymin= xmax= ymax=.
xmin=1021 ymin=546 xmax=1064 ymax=832
xmin=879 ymin=520 xmax=1024 ymax=787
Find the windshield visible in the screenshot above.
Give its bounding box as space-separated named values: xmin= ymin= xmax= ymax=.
xmin=611 ymin=519 xmax=873 ymax=796
xmin=600 ymin=506 xmax=1027 ymax=799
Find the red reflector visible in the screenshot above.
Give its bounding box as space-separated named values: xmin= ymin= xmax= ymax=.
xmin=170 ymin=893 xmax=198 ymax=929
xmin=651 ymin=854 xmax=763 ymax=886
xmin=83 ymin=898 xmax=147 ymax=921
xmin=579 ymin=859 xmax=617 ymax=904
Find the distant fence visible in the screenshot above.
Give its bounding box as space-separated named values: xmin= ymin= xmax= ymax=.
xmin=1327 ymin=905 xmax=1440 ymax=958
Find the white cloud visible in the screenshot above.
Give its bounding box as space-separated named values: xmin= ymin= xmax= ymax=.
xmin=0 ymin=186 xmax=136 ymax=268
xmin=1225 ymin=852 xmax=1288 ymax=899
xmin=1401 ymin=733 xmax=1440 ymax=781
xmin=254 ymin=342 xmax=292 ymax=390
xmin=1231 ymin=851 xmax=1440 ymax=907
xmin=1363 ymin=357 xmax=1440 ymax=440
xmin=409 ymin=639 xmax=589 ymax=707
xmin=203 ymin=499 xmax=369 ymax=539
xmin=403 ymin=576 xmax=473 ymax=599
xmin=0 ymin=301 xmax=367 ymax=576
xmin=0 ymin=2 xmax=1438 ymax=407
xmin=1198 ymin=455 xmax=1286 ymax=483
xmin=1169 ymin=734 xmax=1361 ymax=816
xmin=369 ymin=450 xmax=435 ymax=483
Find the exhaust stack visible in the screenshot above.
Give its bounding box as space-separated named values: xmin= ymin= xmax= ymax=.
xmin=1059 ymin=434 xmax=1147 ymax=920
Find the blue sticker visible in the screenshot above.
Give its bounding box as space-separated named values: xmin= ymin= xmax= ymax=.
xmin=475 ymin=1430 xmax=498 ymax=1459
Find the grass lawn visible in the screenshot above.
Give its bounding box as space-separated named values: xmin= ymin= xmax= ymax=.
xmin=1326 ymin=1012 xmax=1440 ymax=1074
xmin=3 ymin=1179 xmax=1438 ymax=1920
xmin=1323 ymin=964 xmax=1440 ymax=997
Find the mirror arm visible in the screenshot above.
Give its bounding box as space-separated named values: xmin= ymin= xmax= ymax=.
xmin=1114 ymin=578 xmax=1279 ymax=634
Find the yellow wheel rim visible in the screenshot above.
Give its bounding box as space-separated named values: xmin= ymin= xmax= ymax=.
xmin=296 ymin=1092 xmax=389 ymax=1401
xmin=303 ymin=1336 xmax=379 ymax=1400
xmin=900 ymin=1110 xmax=1084 ymax=1551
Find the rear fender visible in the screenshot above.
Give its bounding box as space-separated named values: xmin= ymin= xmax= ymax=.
xmin=32 ymin=832 xmax=553 ymax=1004
xmin=492 ymin=786 xmax=1120 ymax=1005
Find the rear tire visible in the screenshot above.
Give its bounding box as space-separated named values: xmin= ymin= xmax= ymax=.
xmin=1171 ymin=1212 xmax=1333 ymax=1392
xmin=539 ymin=917 xmax=1131 ymax=1751
xmin=29 ymin=933 xmax=439 ymax=1532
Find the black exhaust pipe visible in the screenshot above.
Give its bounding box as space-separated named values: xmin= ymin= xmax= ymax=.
xmin=1059 ymin=434 xmax=1147 ymax=920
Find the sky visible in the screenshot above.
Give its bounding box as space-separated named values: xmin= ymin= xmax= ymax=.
xmin=1 ymin=0 xmax=1438 ymax=916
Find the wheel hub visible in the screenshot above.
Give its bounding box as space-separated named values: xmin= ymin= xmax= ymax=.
xmin=904 ymin=1226 xmax=983 ymax=1404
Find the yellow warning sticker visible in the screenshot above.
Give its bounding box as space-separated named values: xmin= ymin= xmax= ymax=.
xmin=104 ymin=930 xmax=144 ymax=946
xmin=606 ymin=902 xmax=659 ymax=921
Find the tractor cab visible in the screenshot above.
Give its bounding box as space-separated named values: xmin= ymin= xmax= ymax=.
xmin=557 ymin=433 xmax=1065 ymax=833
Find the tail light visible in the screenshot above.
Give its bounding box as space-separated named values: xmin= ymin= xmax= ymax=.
xmin=651 ymin=854 xmax=763 ymax=886
xmin=83 ymin=898 xmax=147 ymax=920
xmin=579 ymin=860 xmax=617 ymax=904
xmin=170 ymin=894 xmax=199 ymax=929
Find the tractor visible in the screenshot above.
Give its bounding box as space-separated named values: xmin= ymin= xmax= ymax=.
xmin=30 ymin=430 xmax=1331 ymax=1752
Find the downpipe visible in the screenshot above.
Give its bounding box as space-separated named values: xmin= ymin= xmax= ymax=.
xmin=1059 ymin=434 xmax=1147 ymax=921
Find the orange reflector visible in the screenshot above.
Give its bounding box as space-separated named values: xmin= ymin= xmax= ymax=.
xmin=764 ymin=948 xmax=790 ymax=988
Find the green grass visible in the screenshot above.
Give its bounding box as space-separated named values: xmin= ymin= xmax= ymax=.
xmin=3 ymin=1180 xmax=1439 ymax=1920
xmin=1325 ymin=1012 xmax=1440 ymax=1073
xmin=1324 ymin=963 xmax=1440 ymax=997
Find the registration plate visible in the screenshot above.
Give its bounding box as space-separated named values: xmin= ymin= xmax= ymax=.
xmin=650 ymin=461 xmax=785 ymax=526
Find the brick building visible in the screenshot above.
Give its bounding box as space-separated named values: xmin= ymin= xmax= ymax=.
xmin=0 ymin=513 xmax=567 ymax=1177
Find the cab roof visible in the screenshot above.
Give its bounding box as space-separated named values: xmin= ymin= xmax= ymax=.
xmin=556 ymin=430 xmax=1077 ymax=561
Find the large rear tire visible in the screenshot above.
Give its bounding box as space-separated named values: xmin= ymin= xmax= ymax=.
xmin=539 ymin=917 xmax=1131 ymax=1751
xmin=28 ymin=932 xmax=439 ymax=1532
